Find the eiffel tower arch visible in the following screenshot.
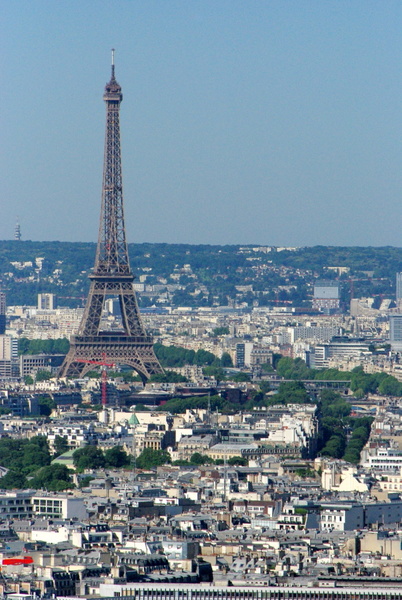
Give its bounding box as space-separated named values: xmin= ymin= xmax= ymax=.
xmin=59 ymin=52 xmax=163 ymax=381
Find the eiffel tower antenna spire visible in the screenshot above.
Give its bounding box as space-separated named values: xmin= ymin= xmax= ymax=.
xmin=59 ymin=56 xmax=163 ymax=383
xmin=111 ymin=48 xmax=115 ymax=78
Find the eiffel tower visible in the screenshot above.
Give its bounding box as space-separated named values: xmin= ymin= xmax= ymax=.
xmin=59 ymin=52 xmax=163 ymax=380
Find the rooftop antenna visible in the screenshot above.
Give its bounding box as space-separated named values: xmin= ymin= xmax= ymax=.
xmin=111 ymin=48 xmax=115 ymax=78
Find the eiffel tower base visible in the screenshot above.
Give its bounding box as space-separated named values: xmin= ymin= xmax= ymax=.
xmin=59 ymin=334 xmax=163 ymax=381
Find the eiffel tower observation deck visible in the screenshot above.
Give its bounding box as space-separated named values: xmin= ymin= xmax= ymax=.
xmin=59 ymin=52 xmax=163 ymax=381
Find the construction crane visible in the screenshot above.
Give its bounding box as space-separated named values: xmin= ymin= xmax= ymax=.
xmin=76 ymin=355 xmax=115 ymax=406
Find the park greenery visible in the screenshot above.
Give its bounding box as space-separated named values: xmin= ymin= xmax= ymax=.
xmin=0 ymin=436 xmax=74 ymax=491
xmin=0 ymin=436 xmax=132 ymax=490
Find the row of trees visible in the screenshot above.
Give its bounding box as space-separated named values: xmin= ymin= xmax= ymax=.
xmin=250 ymin=380 xmax=373 ymax=464
xmin=154 ymin=344 xmax=232 ymax=368
xmin=310 ymin=389 xmax=372 ymax=464
xmin=276 ymin=357 xmax=402 ymax=397
xmin=244 ymin=365 xmax=374 ymax=464
xmin=18 ymin=338 xmax=70 ymax=356
xmin=157 ymin=394 xmax=233 ymax=415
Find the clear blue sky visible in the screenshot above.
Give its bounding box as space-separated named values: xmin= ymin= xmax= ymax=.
xmin=2 ymin=1 xmax=402 ymax=246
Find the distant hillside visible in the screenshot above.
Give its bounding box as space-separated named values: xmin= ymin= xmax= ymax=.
xmin=0 ymin=241 xmax=401 ymax=308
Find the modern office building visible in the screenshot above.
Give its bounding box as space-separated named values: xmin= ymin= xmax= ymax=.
xmin=19 ymin=353 xmax=64 ymax=377
xmin=389 ymin=314 xmax=402 ymax=352
xmin=38 ymin=293 xmax=56 ymax=310
xmin=0 ymin=291 xmax=5 ymax=335
xmin=396 ymin=273 xmax=402 ymax=310
xmin=312 ymin=280 xmax=340 ymax=313
xmin=235 ymin=342 xmax=254 ymax=368
xmin=311 ymin=341 xmax=370 ymax=369
xmin=0 ymin=335 xmax=19 ymax=377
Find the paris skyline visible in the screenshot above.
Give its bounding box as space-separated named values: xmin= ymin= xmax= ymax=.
xmin=2 ymin=1 xmax=402 ymax=247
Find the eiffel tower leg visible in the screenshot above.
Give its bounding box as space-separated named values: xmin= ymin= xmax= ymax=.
xmin=59 ymin=335 xmax=163 ymax=380
xmin=58 ymin=346 xmax=87 ymax=379
xmin=120 ymin=285 xmax=144 ymax=336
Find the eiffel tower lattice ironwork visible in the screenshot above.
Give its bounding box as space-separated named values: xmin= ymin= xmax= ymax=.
xmin=59 ymin=52 xmax=163 ymax=380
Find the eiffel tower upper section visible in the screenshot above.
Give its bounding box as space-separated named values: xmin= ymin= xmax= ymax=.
xmin=59 ymin=53 xmax=163 ymax=380
xmin=95 ymin=50 xmax=130 ymax=280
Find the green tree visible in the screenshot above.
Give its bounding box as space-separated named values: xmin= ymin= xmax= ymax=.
xmin=343 ymin=448 xmax=361 ymax=463
xmin=122 ymin=371 xmax=142 ymax=382
xmin=276 ymin=357 xmax=313 ymax=380
xmin=259 ymin=381 xmax=271 ymax=394
xmin=321 ymin=435 xmax=346 ymax=459
xmin=320 ymin=390 xmax=350 ymax=419
xmin=136 ymin=448 xmax=171 ymax=469
xmin=203 ymin=366 xmax=226 ymax=383
xmin=23 ymin=444 xmax=51 ymax=472
xmin=194 ymin=349 xmax=217 ymax=366
xmin=18 ymin=338 xmax=30 ymax=356
xmin=231 ymin=372 xmax=251 ymax=382
xmin=38 ymin=396 xmax=56 ymax=416
xmin=0 ymin=436 xmax=51 ymax=476
xmin=24 ymin=375 xmax=34 ymax=385
xmin=36 ymin=370 xmax=52 ymax=382
xmin=0 ymin=470 xmax=28 ymax=489
xmin=378 ymin=375 xmax=402 ymax=396
xmin=73 ymin=446 xmax=106 ymax=471
xmin=18 ymin=338 xmax=70 ymax=356
xmin=157 ymin=394 xmax=226 ymax=414
xmin=104 ymin=446 xmax=130 ymax=468
xmin=30 ymin=464 xmax=74 ymax=491
xmin=190 ymin=453 xmax=211 ymax=465
xmin=271 ymin=381 xmax=310 ymax=405
xmin=149 ymin=371 xmax=188 ymax=383
xmin=53 ymin=436 xmax=69 ymax=457
xmin=227 ymin=456 xmax=248 ymax=466
xmin=220 ymin=352 xmax=233 ymax=367
xmin=342 ymin=419 xmax=372 ymax=464
xmin=212 ymin=327 xmax=230 ymax=337
xmin=79 ymin=475 xmax=94 ymax=488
